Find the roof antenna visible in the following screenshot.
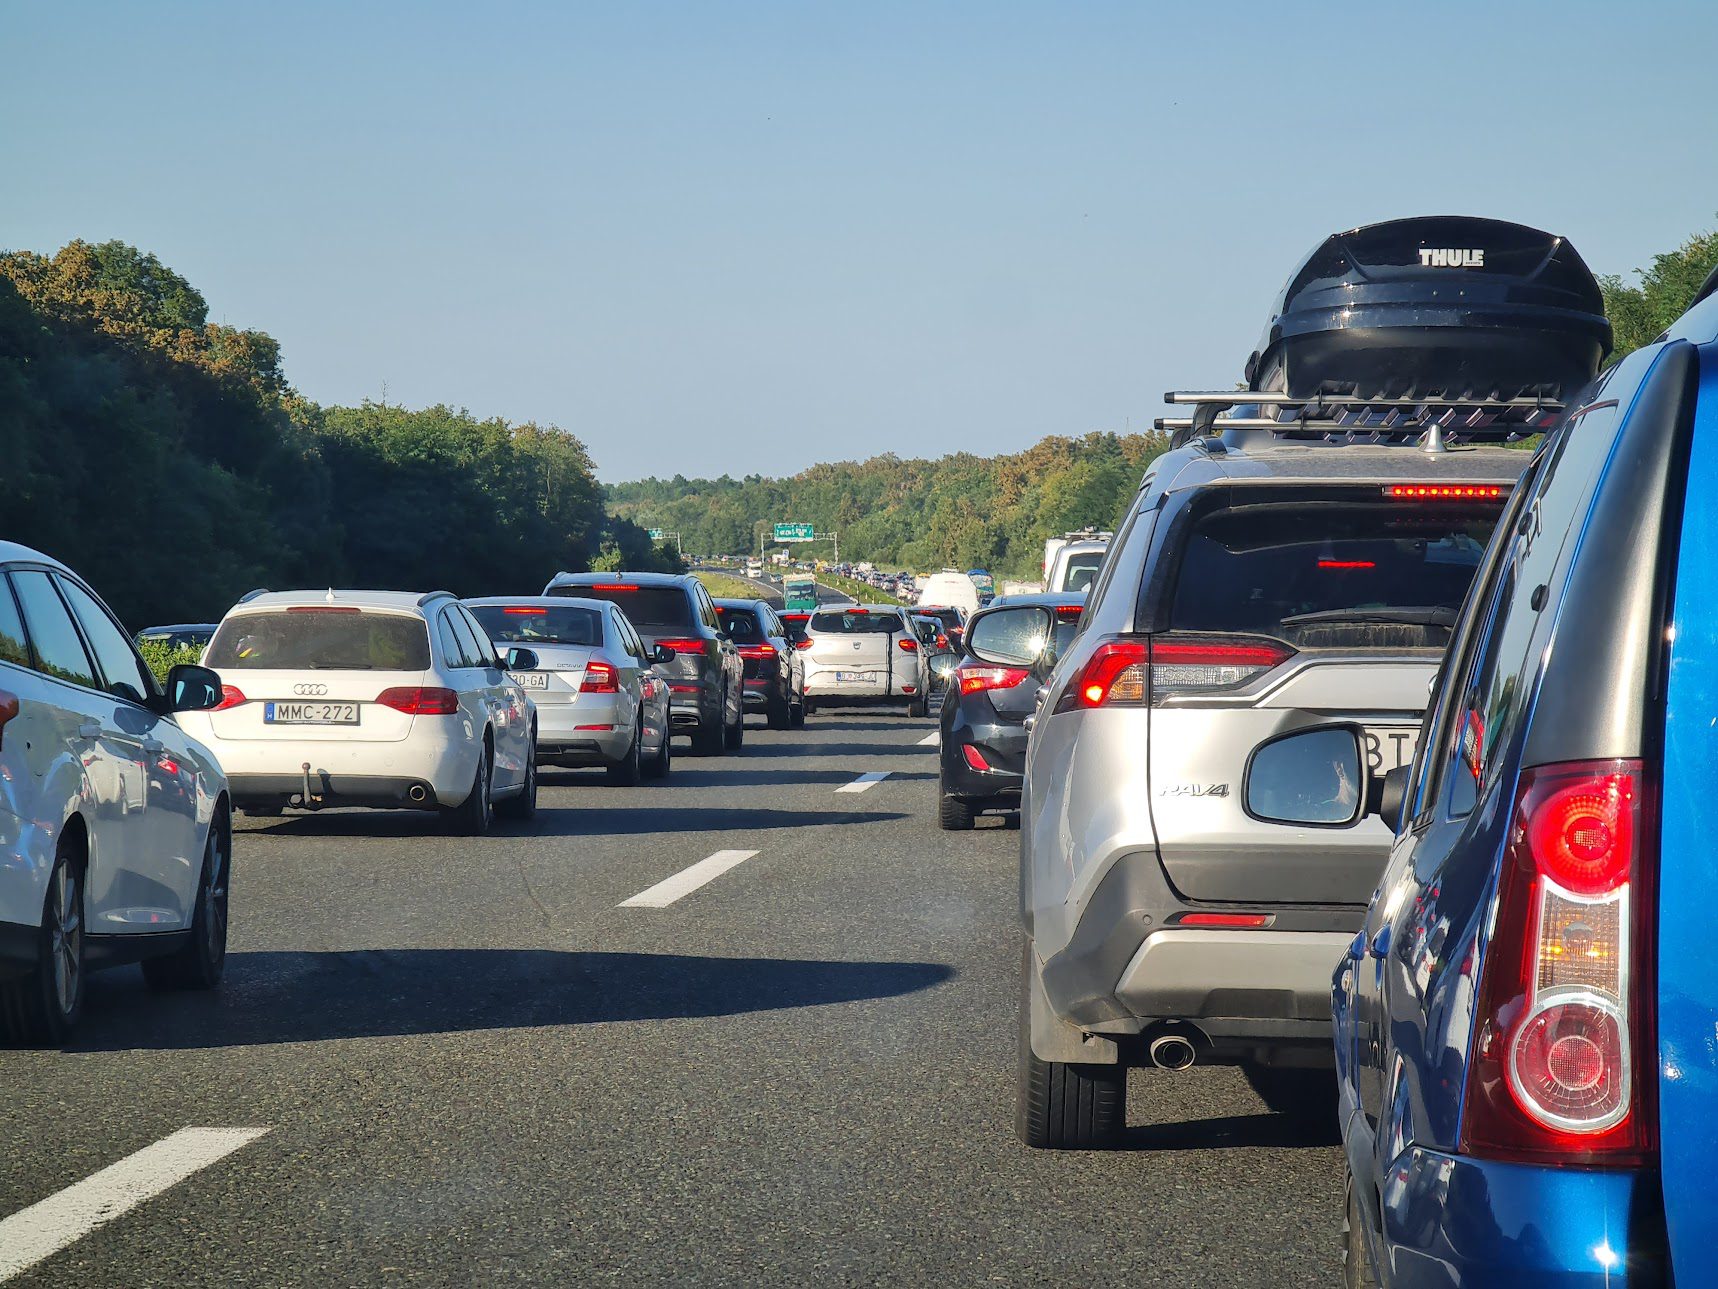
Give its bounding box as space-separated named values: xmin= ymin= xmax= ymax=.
xmin=325 ymin=587 xmax=337 ymax=604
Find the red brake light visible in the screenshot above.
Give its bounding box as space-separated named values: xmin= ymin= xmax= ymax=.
xmin=503 ymin=606 xmax=548 ymax=615
xmin=1317 ymin=560 xmax=1377 ymax=570
xmin=961 ymin=744 xmax=992 ymax=771
xmin=213 ymin=684 xmax=247 ymax=711
xmin=1383 ymin=483 xmax=1507 ymax=501
xmin=286 ymin=605 xmax=362 ymax=613
xmin=897 ymin=637 xmax=918 ymax=652
xmin=848 ymin=607 xmax=869 ymax=614
xmin=1060 ymin=640 xmax=1149 ymax=710
xmin=737 ymin=643 xmax=778 ymax=660
xmin=590 ymin=583 xmax=635 ymax=592
xmin=376 ymin=686 xmax=460 ymax=715
xmin=1055 ymin=604 xmax=1084 ymax=620
xmin=1178 ymin=913 xmax=1271 ymax=928
xmin=581 ymin=659 xmax=620 ymax=693
xmin=958 ymin=666 xmax=1030 ymax=696
xmin=654 ymin=638 xmax=705 ymax=655
xmin=1460 ymin=760 xmax=1653 ymax=1164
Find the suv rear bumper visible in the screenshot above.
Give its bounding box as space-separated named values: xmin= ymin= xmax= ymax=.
xmin=1115 ymin=928 xmax=1353 ymax=1030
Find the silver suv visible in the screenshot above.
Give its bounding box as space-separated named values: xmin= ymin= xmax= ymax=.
xmin=1014 ymin=402 xmax=1547 ymax=1147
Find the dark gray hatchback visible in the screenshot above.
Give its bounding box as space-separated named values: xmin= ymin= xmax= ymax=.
xmin=543 ymin=572 xmax=745 ymax=755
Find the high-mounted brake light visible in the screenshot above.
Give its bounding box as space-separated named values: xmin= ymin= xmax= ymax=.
xmin=214 ymin=684 xmax=248 ymax=711
xmin=897 ymin=637 xmax=918 ymax=652
xmin=503 ymin=606 xmax=548 ymax=615
xmin=1318 ymin=560 xmax=1376 ymax=570
xmin=1383 ymin=484 xmax=1508 ymax=501
xmin=958 ymin=666 xmax=1029 ymax=696
xmin=580 ymin=659 xmax=620 ymax=694
xmin=1460 ymin=760 xmax=1653 ymax=1164
xmin=590 ymin=583 xmax=635 ymax=592
xmin=376 ymin=686 xmax=460 ymax=715
xmin=1055 ymin=604 xmax=1084 ymax=620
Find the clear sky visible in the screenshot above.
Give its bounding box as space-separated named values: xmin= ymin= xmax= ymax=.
xmin=5 ymin=2 xmax=1715 ymax=481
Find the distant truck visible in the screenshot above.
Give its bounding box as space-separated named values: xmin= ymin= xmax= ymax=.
xmin=782 ymin=574 xmax=819 ymax=613
xmin=1043 ymin=528 xmax=1112 ymax=581
xmin=965 ymin=568 xmax=996 ymax=600
xmin=916 ymin=569 xmax=981 ymax=617
xmin=745 ymin=558 xmax=764 ymax=579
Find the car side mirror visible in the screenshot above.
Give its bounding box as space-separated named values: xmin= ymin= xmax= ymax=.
xmin=929 ymin=654 xmax=958 ymax=682
xmin=1374 ymin=765 xmax=1411 ymax=834
xmin=1245 ymin=724 xmax=1366 ymax=827
xmin=166 ymin=663 xmax=223 ymax=713
xmin=964 ymin=606 xmax=1054 ymax=669
xmin=652 ymin=644 xmax=675 ymax=665
xmin=504 ymin=647 xmax=539 ymax=671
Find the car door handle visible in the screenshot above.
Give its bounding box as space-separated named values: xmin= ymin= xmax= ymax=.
xmin=76 ymin=721 xmax=102 ymax=741
xmin=1369 ymin=925 xmax=1392 ymax=959
xmin=141 ymin=738 xmax=165 ymax=755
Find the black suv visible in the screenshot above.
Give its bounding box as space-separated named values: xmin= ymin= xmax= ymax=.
xmin=544 ymin=571 xmax=744 ymax=754
xmin=714 ymin=598 xmax=806 ymax=730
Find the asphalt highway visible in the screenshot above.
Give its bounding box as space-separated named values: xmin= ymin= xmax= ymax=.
xmin=0 ymin=709 xmax=1344 ymax=1286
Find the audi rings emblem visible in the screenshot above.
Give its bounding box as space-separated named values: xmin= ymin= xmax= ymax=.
xmin=292 ymin=683 xmax=329 ymax=696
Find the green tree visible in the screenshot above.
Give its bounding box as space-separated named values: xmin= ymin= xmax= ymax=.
xmin=1600 ymin=222 xmax=1718 ymax=359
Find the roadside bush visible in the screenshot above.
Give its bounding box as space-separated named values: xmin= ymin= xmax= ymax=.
xmin=137 ymin=639 xmax=204 ymax=684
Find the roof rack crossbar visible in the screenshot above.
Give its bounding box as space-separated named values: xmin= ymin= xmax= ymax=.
xmin=1158 ymin=388 xmax=1565 ymax=449
xmin=1164 ymin=390 xmax=1561 ymax=411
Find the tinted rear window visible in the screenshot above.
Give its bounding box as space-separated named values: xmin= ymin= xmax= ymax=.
xmin=1171 ymin=501 xmax=1502 ymax=650
xmin=716 ymin=606 xmax=766 ymax=643
xmin=553 ymin=585 xmax=692 ymax=635
xmin=469 ymin=605 xmax=602 ymax=647
xmin=919 ymin=607 xmax=965 ymax=630
xmin=1062 ymin=552 xmax=1103 ymax=592
xmin=810 ymin=610 xmax=901 ymax=635
xmin=206 ymin=611 xmax=431 ymax=670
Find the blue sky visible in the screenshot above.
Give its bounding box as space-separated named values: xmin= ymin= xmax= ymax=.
xmin=5 ymin=2 xmax=1715 ymax=481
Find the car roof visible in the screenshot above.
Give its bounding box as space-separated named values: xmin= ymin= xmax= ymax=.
xmin=546 ymin=571 xmax=691 ymax=588
xmin=814 ymin=603 xmax=907 ymax=615
xmin=0 ymin=541 xmax=73 ymax=573
xmin=465 ymin=595 xmax=613 ymax=613
xmin=1057 ymin=540 xmax=1109 ymax=555
xmin=987 ymin=592 xmax=1085 ymax=608
xmin=222 ymin=589 xmax=448 ymax=615
xmin=139 ymin=623 xmax=217 ymax=634
xmin=712 ymin=598 xmax=768 ymax=611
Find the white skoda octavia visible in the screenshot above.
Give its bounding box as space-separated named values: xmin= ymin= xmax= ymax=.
xmin=181 ymin=590 xmax=539 ymax=831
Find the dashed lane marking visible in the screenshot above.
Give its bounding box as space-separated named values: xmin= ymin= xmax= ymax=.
xmin=619 ymin=850 xmax=761 ymax=908
xmin=917 ymin=731 xmax=940 ymax=747
xmin=0 ymin=1127 xmax=272 ymax=1282
xmin=836 ymin=771 xmax=891 ymax=794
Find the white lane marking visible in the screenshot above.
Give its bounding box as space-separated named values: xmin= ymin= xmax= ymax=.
xmin=836 ymin=771 xmax=891 ymax=794
xmin=619 ymin=850 xmax=760 ymax=908
xmin=0 ymin=1127 xmax=271 ymax=1281
xmin=917 ymin=731 xmax=940 ymax=747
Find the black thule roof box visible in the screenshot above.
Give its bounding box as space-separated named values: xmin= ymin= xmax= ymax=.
xmin=1243 ymin=215 xmax=1611 ymax=403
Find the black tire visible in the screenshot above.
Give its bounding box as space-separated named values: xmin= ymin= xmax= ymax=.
xmin=767 ymin=691 xmax=792 ymax=731
xmin=644 ymin=725 xmax=672 ymax=779
xmin=606 ymin=725 xmax=643 ymax=786
xmin=724 ymin=691 xmax=745 ymax=750
xmin=1342 ymin=1170 xmax=1381 ymax=1288
xmin=143 ymin=809 xmax=231 ymax=991
xmin=790 ymin=696 xmax=807 ymax=728
xmin=1015 ymin=991 xmax=1124 ymax=1149
xmin=497 ymin=742 xmax=539 ymax=820
xmin=446 ymin=743 xmax=494 ymax=835
xmin=1242 ymin=1063 xmax=1338 ymax=1118
xmin=692 ymin=694 xmax=726 ymax=756
xmin=938 ymin=787 xmax=976 ymax=831
xmin=908 ymin=696 xmax=928 ymax=719
xmin=1 ymin=842 xmax=84 ymax=1047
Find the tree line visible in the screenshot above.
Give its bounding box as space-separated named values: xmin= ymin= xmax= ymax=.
xmin=0 ymin=240 xmax=675 ymax=628
xmin=614 ymin=220 xmax=1718 ymax=575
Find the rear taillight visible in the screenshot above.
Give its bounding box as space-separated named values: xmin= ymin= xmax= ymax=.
xmin=961 ymin=744 xmax=992 ymax=771
xmin=958 ymin=666 xmax=1029 ymax=695
xmin=738 ymin=643 xmax=778 ymax=661
xmin=376 ymin=686 xmax=460 ymax=715
xmin=1460 ymin=759 xmax=1654 ymax=1164
xmin=654 ymin=638 xmax=705 ymax=655
xmin=581 ymin=659 xmax=620 ymax=693
xmin=0 ymin=689 xmax=17 ymax=749
xmin=935 ymin=634 xmax=949 ymax=650
xmin=897 ymin=638 xmax=918 ymax=652
xmin=214 ymin=685 xmax=247 ymax=711
xmin=1055 ymin=634 xmax=1292 ymax=713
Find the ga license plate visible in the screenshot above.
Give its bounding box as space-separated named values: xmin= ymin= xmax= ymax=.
xmin=509 ymin=671 xmax=549 ymax=689
xmin=265 ymin=701 xmax=359 ymax=725
xmin=1363 ymin=726 xmax=1418 ymax=773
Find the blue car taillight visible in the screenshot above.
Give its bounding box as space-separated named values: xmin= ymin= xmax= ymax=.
xmin=1460 ymin=759 xmax=1655 ymax=1165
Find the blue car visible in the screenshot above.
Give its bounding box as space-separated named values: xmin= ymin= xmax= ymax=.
xmin=1250 ymin=267 xmax=1718 ymax=1284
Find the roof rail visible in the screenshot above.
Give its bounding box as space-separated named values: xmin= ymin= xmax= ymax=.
xmin=417 ymin=590 xmax=458 ymax=607
xmin=1154 ymin=390 xmax=1565 ymax=450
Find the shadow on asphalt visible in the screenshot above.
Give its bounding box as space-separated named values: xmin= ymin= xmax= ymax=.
xmin=589 ymin=768 xmax=936 ymax=788
xmin=72 ymin=950 xmax=956 ymax=1050
xmin=1122 ymin=1108 xmax=1340 ymax=1151
xmin=240 ymin=805 xmax=908 ymax=838
xmin=734 ymin=742 xmax=929 ymax=760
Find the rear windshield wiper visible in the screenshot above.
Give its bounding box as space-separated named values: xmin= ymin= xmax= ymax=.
xmin=1280 ymin=606 xmax=1459 ymax=628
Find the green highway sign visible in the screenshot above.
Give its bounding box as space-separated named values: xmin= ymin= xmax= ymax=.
xmin=646 ymin=528 xmax=665 ymax=539
xmin=773 ymin=522 xmax=815 ymax=542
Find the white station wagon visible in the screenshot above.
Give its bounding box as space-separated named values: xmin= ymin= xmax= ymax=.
xmin=182 ymin=590 xmax=539 ymax=831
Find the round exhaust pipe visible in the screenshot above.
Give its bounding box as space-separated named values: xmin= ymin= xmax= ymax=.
xmin=1148 ymin=1034 xmax=1197 ymax=1072
xmin=408 ymin=784 xmax=428 ymax=803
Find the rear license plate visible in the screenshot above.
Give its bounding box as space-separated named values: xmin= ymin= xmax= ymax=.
xmin=265 ymin=701 xmax=359 ymax=725
xmin=834 ymin=671 xmax=875 ymax=683
xmin=1363 ymin=726 xmax=1418 ymax=773
xmin=509 ymin=671 xmax=549 ymax=689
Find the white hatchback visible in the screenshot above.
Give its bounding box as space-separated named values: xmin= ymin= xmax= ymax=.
xmin=181 ymin=590 xmax=538 ymax=831
xmin=800 ymin=604 xmax=927 ymax=717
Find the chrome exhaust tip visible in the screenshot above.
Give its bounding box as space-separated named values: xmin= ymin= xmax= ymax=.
xmin=1148 ymin=1034 xmax=1197 ymax=1072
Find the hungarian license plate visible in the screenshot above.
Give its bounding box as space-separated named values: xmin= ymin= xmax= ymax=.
xmin=834 ymin=671 xmax=874 ymax=684
xmin=509 ymin=671 xmax=549 ymax=689
xmin=265 ymin=701 xmax=359 ymax=725
xmin=1363 ymin=726 xmax=1419 ymax=773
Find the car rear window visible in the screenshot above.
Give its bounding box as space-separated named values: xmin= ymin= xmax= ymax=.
xmin=780 ymin=613 xmax=810 ymax=644
xmin=553 ymin=585 xmax=692 ymax=635
xmin=1170 ymin=499 xmax=1502 ymax=650
xmin=205 ymin=610 xmax=432 ymax=670
xmin=919 ymin=607 xmax=965 ymax=631
xmin=1062 ymin=552 xmax=1103 ymax=592
xmin=468 ymin=605 xmax=602 ymax=647
xmin=810 ymin=610 xmax=901 ymax=635
xmin=716 ymin=606 xmax=766 ymax=643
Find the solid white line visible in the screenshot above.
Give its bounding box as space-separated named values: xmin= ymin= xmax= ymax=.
xmin=0 ymin=1127 xmax=271 ymax=1281
xmin=836 ymin=771 xmax=891 ymax=794
xmin=619 ymin=850 xmax=760 ymax=908
xmin=917 ymin=731 xmax=940 ymax=747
